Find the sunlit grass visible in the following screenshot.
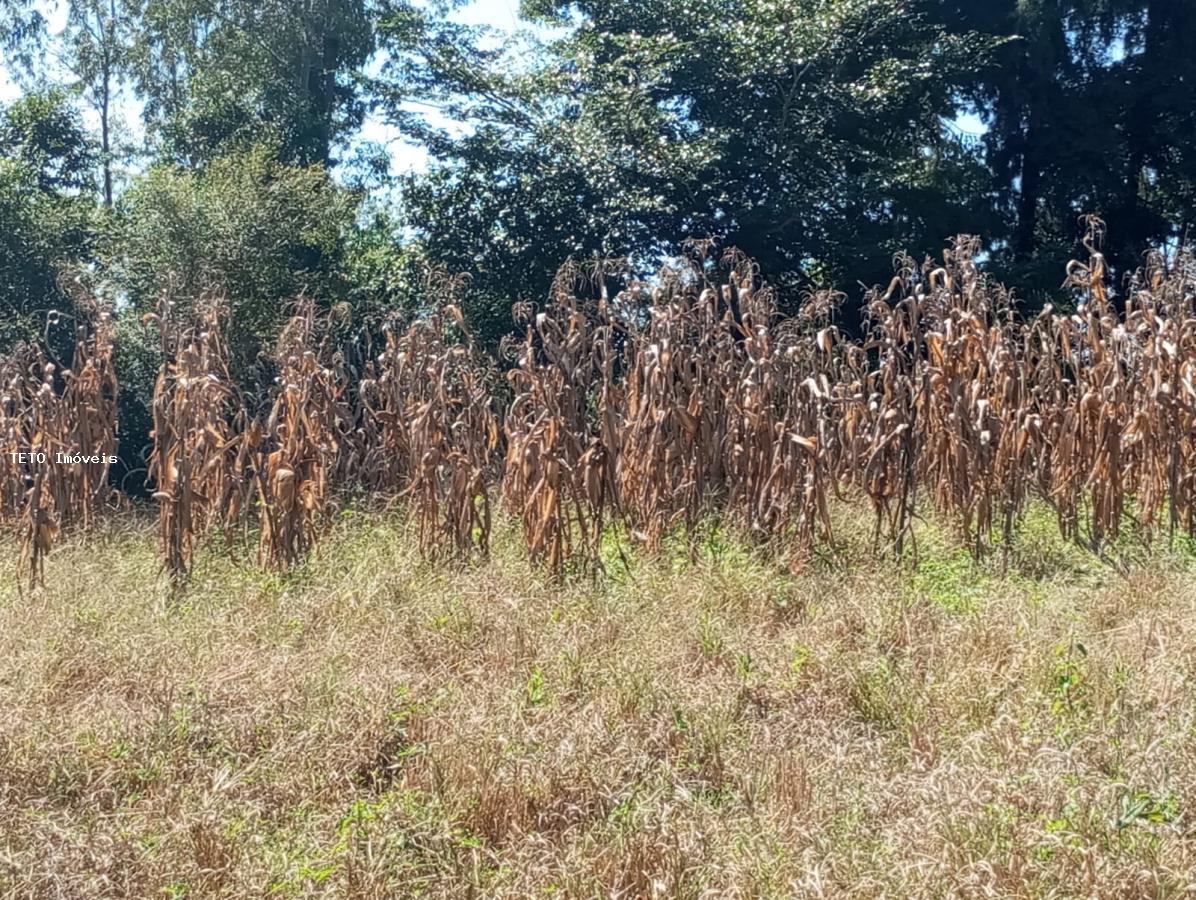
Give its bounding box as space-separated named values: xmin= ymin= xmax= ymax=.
xmin=2 ymin=506 xmax=1194 ymax=896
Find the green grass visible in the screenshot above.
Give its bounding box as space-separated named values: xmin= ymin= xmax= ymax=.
xmin=2 ymin=506 xmax=1196 ymax=896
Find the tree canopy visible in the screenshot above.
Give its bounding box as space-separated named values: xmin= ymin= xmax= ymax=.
xmin=0 ymin=0 xmax=1192 ymax=352
xmin=0 ymin=90 xmax=96 ymax=347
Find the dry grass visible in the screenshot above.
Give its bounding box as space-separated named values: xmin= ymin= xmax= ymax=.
xmin=3 ymin=504 xmax=1196 ymax=898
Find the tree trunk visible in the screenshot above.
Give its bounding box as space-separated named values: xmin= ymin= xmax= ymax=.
xmin=1013 ymin=114 xmax=1038 ymax=257
xmin=100 ymin=0 xmax=116 ymax=207
xmin=100 ymin=71 xmax=112 ymax=207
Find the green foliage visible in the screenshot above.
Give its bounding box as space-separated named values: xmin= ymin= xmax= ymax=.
xmin=0 ymin=0 xmax=46 ymax=73
xmin=1008 ymin=502 xmax=1100 ymax=583
xmin=848 ymin=656 xmax=907 ymax=730
xmin=1114 ymin=789 xmax=1181 ymax=830
xmin=378 ymin=0 xmax=1196 ymax=328
xmin=0 ymin=91 xmax=98 ymax=351
xmin=935 ymin=1 xmax=1196 ymax=296
xmin=385 ymin=0 xmax=1002 ymax=339
xmin=0 ymin=89 xmax=96 ymax=193
xmin=1048 ymin=642 xmax=1090 ymax=720
xmin=909 ymin=549 xmax=988 ymax=614
xmin=108 ymin=141 xmax=356 ymax=344
xmin=128 ymin=0 xmax=376 ymax=165
xmin=523 ymin=665 xmax=549 ymax=708
xmin=110 ymin=310 xmax=162 ymax=492
xmin=101 ymin=141 xmax=361 ymax=463
xmin=63 ymin=0 xmax=136 ymax=206
xmin=0 ymin=163 xmax=88 ymax=348
xmin=339 ymin=206 xmax=431 ymax=328
xmin=696 ymin=611 xmax=724 ymax=661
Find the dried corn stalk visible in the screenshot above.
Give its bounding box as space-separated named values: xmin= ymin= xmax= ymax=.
xmin=18 ymin=216 xmax=1196 ymax=583
xmin=2 ymin=291 xmax=118 ymax=589
xmin=256 ymin=297 xmax=344 ymax=569
xmin=147 ymin=296 xmax=253 ymax=584
xmin=362 ymin=302 xmax=499 ymax=558
xmin=502 ymin=263 xmax=619 ymax=577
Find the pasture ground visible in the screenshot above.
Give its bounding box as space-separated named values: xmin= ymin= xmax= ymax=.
xmin=2 ymin=505 xmax=1195 ymax=897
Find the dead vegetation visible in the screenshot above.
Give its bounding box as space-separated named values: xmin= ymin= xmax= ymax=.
xmin=361 ymin=287 xmax=499 ymax=560
xmin=1 ymin=285 xmax=118 ymax=590
xmin=501 ymin=264 xmax=618 ymax=575
xmin=146 ymin=296 xmax=253 ymax=583
xmin=5 ymin=224 xmax=1196 ymax=895
xmin=255 ymin=298 xmax=346 ymax=569
xmin=5 ymin=221 xmax=1196 ymax=584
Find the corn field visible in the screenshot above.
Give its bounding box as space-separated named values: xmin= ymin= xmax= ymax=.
xmin=2 ymin=283 xmax=118 ymax=589
xmin=6 ymin=221 xmax=1196 ymax=584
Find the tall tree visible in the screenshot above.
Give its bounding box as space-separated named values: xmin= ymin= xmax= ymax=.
xmin=0 ymin=88 xmax=97 ymax=193
xmin=0 ymin=90 xmax=97 ymax=350
xmin=65 ymin=0 xmax=133 ymax=206
xmin=128 ymin=0 xmax=377 ymax=166
xmin=938 ymin=0 xmax=1196 ymax=294
xmin=1111 ymin=0 xmax=1196 ymax=267
xmin=379 ymin=0 xmax=1000 ymax=338
xmin=107 ymin=139 xmax=356 ymax=339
